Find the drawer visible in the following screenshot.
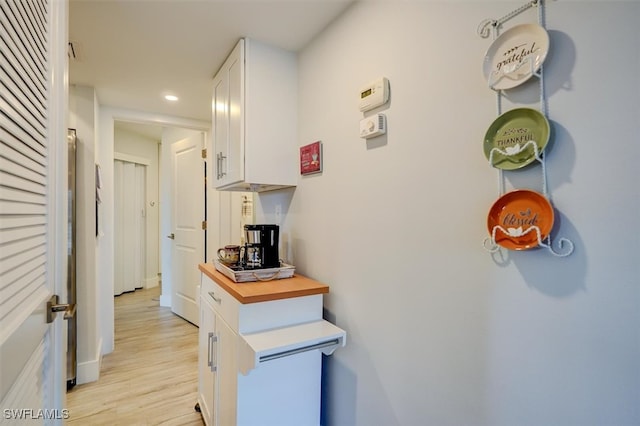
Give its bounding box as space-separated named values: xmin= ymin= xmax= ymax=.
xmin=200 ymin=270 xmax=324 ymax=334
xmin=237 ymin=295 xmax=323 ymax=334
xmin=201 ymin=274 xmax=240 ymax=331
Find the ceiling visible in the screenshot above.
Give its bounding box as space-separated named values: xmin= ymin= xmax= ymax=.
xmin=68 ymin=0 xmax=354 ymax=125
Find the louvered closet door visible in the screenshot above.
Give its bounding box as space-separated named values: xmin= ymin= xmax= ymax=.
xmin=1 ymin=0 xmax=66 ymax=417
xmin=114 ymin=160 xmax=146 ymax=295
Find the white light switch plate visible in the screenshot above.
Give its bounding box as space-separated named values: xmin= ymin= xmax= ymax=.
xmin=359 ymin=113 xmax=386 ymax=139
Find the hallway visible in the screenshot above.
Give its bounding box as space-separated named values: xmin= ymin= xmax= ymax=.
xmin=66 ymin=287 xmax=203 ymax=425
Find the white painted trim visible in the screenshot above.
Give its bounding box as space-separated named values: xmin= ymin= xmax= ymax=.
xmin=114 ymin=152 xmax=151 ymax=166
xmin=144 ymin=276 xmax=160 ymax=289
xmin=76 ymin=360 xmax=99 ymax=385
xmin=48 ymin=0 xmax=69 ymax=417
xmin=107 ymin=106 xmax=210 ymax=131
xmin=77 ymin=337 xmax=103 ymax=385
xmin=97 ymin=106 xmax=209 ymax=355
xmin=160 ymin=293 xmax=172 ymax=308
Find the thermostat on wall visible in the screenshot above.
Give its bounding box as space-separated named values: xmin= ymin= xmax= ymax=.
xmin=359 ymin=77 xmax=389 ymax=112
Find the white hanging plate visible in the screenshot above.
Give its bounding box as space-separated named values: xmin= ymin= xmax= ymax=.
xmin=482 ymin=23 xmax=549 ymax=90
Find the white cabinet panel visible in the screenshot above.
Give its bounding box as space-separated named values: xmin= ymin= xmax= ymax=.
xmin=238 ymin=320 xmax=346 ymax=375
xmin=211 ymin=38 xmax=297 ymax=192
xmin=197 ymin=295 xmax=216 ymax=425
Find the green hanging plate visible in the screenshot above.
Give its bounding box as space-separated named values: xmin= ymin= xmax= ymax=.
xmin=483 ymin=107 xmax=550 ymax=170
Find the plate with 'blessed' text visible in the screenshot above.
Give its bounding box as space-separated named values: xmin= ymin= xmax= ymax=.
xmin=487 ymin=189 xmax=554 ymax=250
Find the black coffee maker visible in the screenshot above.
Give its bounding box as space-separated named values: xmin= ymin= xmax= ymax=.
xmin=243 ymin=224 xmax=280 ymax=269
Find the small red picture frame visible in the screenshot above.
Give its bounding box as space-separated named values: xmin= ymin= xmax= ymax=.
xmin=300 ymin=141 xmax=322 ymax=175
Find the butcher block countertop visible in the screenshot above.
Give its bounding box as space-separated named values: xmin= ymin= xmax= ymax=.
xmin=199 ymin=263 xmax=329 ymax=304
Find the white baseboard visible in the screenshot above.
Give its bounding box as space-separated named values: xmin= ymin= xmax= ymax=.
xmin=159 ymin=293 xmax=171 ymax=307
xmin=144 ymin=275 xmax=160 ymax=289
xmin=76 ymin=338 xmax=103 ymax=385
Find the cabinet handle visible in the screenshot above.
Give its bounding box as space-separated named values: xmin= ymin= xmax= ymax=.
xmin=219 ymin=152 xmax=227 ymax=177
xmin=259 ymin=338 xmax=341 ymax=363
xmin=211 ymin=333 xmax=218 ymax=373
xmin=208 ymin=291 xmax=221 ymax=304
xmin=215 ymin=152 xmax=227 ymax=179
xmin=207 ymin=332 xmax=214 ymax=368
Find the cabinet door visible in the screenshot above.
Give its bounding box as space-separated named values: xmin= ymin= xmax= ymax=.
xmin=212 ymin=67 xmax=229 ymax=187
xmin=212 ymin=39 xmax=244 ymax=188
xmin=198 ymin=295 xmax=217 ymax=426
xmin=215 ymin=313 xmax=239 ymax=426
xmin=226 ymin=41 xmax=244 ymax=185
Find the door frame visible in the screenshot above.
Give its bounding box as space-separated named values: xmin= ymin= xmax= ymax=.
xmin=96 ymin=108 xmax=209 ymax=355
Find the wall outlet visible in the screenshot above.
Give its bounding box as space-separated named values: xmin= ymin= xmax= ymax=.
xmin=275 ymin=204 xmax=282 ymax=225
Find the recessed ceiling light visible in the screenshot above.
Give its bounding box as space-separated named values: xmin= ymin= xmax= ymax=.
xmin=164 ymin=94 xmax=178 ymax=102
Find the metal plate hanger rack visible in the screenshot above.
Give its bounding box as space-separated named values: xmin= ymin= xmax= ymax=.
xmin=478 ymin=0 xmax=574 ymax=257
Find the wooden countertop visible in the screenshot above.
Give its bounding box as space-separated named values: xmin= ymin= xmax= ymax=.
xmin=199 ymin=263 xmax=329 ymax=304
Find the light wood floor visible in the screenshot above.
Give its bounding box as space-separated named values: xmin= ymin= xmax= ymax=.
xmin=66 ymin=286 xmax=204 ymax=425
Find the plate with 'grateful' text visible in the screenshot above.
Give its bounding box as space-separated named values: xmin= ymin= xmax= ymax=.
xmin=482 ymin=23 xmax=549 ymax=90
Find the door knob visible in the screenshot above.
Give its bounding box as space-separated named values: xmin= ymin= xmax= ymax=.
xmin=167 ymin=233 xmax=175 ymax=239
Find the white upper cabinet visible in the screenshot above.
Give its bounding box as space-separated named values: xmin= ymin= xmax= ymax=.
xmin=212 ymin=38 xmax=298 ymax=192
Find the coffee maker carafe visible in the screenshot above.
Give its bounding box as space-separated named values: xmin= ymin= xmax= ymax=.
xmin=243 ymin=224 xmax=280 ymax=269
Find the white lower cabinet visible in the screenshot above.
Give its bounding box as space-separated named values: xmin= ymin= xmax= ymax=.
xmin=198 ymin=294 xmax=216 ymax=424
xmin=197 ymin=270 xmax=346 ymax=426
xmin=198 ymin=284 xmax=238 ymax=426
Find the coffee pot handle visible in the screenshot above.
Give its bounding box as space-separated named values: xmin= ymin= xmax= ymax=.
xmin=239 ymin=245 xmax=246 ymax=266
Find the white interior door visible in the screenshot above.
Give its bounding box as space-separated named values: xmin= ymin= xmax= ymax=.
xmin=170 ymin=134 xmax=205 ymax=325
xmin=0 ymin=0 xmax=67 ymax=419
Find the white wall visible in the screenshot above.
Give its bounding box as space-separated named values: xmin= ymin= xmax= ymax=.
xmin=114 ymin=125 xmax=161 ymax=289
xmin=68 ymin=85 xmax=101 ymax=384
xmin=257 ymin=2 xmax=640 ymax=425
